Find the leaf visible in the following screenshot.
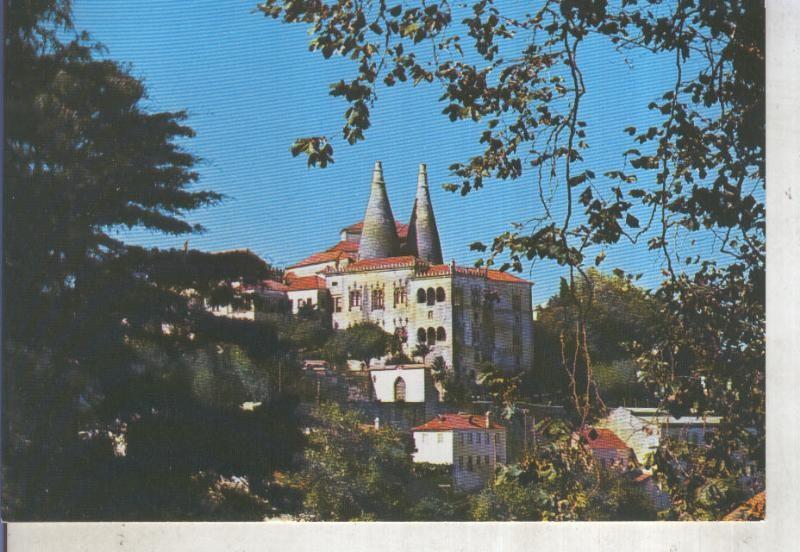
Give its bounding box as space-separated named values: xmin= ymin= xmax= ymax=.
xmin=594 ymin=251 xmax=606 ymax=266
xmin=568 ymin=172 xmax=587 ymax=187
xmin=626 ymin=213 xmax=640 ymax=228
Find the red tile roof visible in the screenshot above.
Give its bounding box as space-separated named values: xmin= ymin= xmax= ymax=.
xmin=286 ymin=275 xmax=326 ymax=291
xmin=260 ymin=279 xmax=289 ymax=292
xmin=419 ymin=264 xmax=531 ymax=284
xmin=341 ymin=256 xmax=418 ymax=272
xmin=328 ymin=241 xmax=359 ymax=253
xmin=343 ymin=221 xmax=409 ymax=238
xmin=579 ymin=428 xmax=631 ymax=450
xmin=722 ymin=492 xmax=765 ymax=521
xmin=412 ymin=413 xmax=504 ymax=432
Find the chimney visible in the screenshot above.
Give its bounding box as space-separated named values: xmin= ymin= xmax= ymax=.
xmin=485 ymin=411 xmax=493 ymax=429
xmin=374 ymin=417 xmax=380 ymax=430
xmin=406 ymin=163 xmax=444 ymax=264
xmin=358 ymin=161 xmax=401 ymax=260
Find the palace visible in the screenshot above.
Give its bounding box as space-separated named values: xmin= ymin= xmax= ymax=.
xmin=284 ymin=161 xmax=534 ymax=378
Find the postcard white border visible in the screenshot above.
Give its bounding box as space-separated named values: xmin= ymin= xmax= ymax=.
xmin=5 ymin=0 xmax=799 ymax=550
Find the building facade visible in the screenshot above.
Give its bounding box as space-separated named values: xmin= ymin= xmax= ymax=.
xmin=411 ymin=413 xmax=507 ymax=491
xmin=293 ymin=161 xmax=534 ymax=378
xmin=207 ymin=161 xmax=535 ymax=380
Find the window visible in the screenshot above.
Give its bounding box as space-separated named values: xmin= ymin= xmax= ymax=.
xmin=417 ymin=328 xmax=427 ymax=344
xmin=436 ymin=287 xmax=446 ymax=302
xmin=334 ymin=296 xmax=342 ymax=313
xmin=484 ymin=433 xmax=489 ymax=444
xmin=427 ymin=311 xmax=434 ymax=320
xmin=496 ymin=455 xmax=501 ymax=463
xmin=417 ymin=288 xmax=427 ymax=303
xmin=453 ymin=286 xmax=463 ymax=306
xmin=471 ymin=287 xmax=481 ymax=306
xmin=394 ymin=286 xmax=407 ymax=307
xmin=485 ymin=455 xmax=490 ymax=465
xmin=349 ymin=290 xmax=361 ymax=309
xmin=421 ymin=433 xmax=428 ymax=443
xmin=458 ymin=456 xmax=464 ymax=469
xmin=437 ymin=433 xmax=444 ymax=444
xmin=467 ymin=456 xmax=473 ymax=471
xmin=371 ymin=289 xmax=384 ymax=310
xmin=426 ymin=287 xmax=436 ymax=306
xmin=394 ymin=377 xmax=406 ymax=402
xmin=468 ymin=433 xmax=474 ymax=444
xmin=436 ymin=327 xmax=447 ymax=341
xmin=476 ymin=456 xmax=481 ymax=467
xmin=427 ymin=327 xmax=436 ymax=344
xmin=494 ymin=433 xmax=500 ymax=445
xmin=512 ymin=293 xmax=522 ymax=312
xmin=460 ymin=433 xmax=465 ymax=445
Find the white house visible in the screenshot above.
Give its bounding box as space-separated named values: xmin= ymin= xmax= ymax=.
xmin=598 ymin=407 xmax=721 ymax=469
xmin=369 ymin=365 xmax=436 ymax=403
xmin=628 ymin=407 xmax=721 ymax=446
xmin=285 ymin=274 xmax=328 ymax=315
xmin=411 ymin=412 xmax=507 ymax=491
xmin=597 ymin=407 xmax=661 ymax=468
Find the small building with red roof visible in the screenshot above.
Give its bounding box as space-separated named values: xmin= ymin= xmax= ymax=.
xmin=411 ymin=412 xmax=507 ymax=491
xmin=284 ymin=274 xmax=327 ymax=315
xmin=575 ymin=427 xmax=637 ymax=470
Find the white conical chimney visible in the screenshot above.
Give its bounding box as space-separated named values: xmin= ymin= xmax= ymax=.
xmin=358 ymin=161 xmax=401 ymax=259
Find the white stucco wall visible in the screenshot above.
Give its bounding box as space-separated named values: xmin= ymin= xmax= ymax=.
xmin=412 ymin=431 xmax=454 ymax=464
xmin=287 ymin=289 xmax=322 ymax=314
xmin=370 ymin=366 xmax=428 ymax=403
xmin=325 ymin=264 xmax=534 ymax=382
xmin=598 ymin=407 xmax=660 ymax=466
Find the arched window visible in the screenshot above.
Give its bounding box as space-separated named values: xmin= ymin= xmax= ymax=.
xmin=417 ymin=288 xmax=427 ymax=303
xmin=427 ymin=327 xmax=436 ymax=344
xmin=426 ymin=287 xmax=435 ymax=306
xmin=437 ymin=327 xmax=447 ymax=341
xmin=436 ymin=287 xmax=446 ymax=302
xmin=417 ymin=328 xmax=427 ymax=343
xmin=394 ymin=377 xmax=406 ymax=402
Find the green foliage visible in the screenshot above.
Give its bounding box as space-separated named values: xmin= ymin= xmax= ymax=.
xmin=430 ymin=356 xmax=474 ymax=405
xmin=324 ymin=322 xmax=392 ymax=367
xmin=411 ymin=340 xmax=430 ymax=363
xmin=535 ymin=268 xmax=659 ymax=404
xmin=262 ymin=0 xmax=765 ymax=519
xmin=472 ymin=419 xmax=656 ymax=521
xmin=294 ymin=403 xmax=414 ymax=521
xmin=3 ymin=0 xmax=302 ymax=520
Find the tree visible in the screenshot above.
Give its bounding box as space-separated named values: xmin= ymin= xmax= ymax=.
xmin=535 ymin=268 xmax=660 ymax=404
xmin=412 ymin=341 xmax=430 ymax=364
xmin=325 ymin=322 xmax=392 ymax=368
xmin=3 ymin=0 xmax=303 ymax=519
xmin=293 ymin=402 xmax=415 ymax=521
xmin=260 ymin=0 xmax=764 ymax=519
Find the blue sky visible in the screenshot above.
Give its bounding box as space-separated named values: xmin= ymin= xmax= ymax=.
xmin=73 ymin=0 xmax=726 ymax=303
